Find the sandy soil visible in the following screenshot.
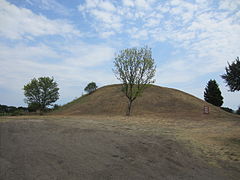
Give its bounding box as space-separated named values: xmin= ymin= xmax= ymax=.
xmin=0 ymin=116 xmax=239 ymax=180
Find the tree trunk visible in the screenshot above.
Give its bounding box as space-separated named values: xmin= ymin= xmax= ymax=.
xmin=126 ymin=100 xmax=133 ymax=116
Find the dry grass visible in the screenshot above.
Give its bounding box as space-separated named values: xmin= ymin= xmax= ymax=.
xmin=116 ymin=115 xmax=240 ymax=167
xmin=54 ymin=84 xmax=232 ymax=118
xmin=10 ymin=113 xmax=239 ymax=165
xmin=1 ymin=114 xmax=239 ymax=170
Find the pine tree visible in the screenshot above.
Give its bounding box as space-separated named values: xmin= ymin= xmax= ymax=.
xmin=204 ymin=79 xmax=223 ymax=107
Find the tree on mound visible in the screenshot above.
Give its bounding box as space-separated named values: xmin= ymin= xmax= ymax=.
xmin=204 ymin=79 xmax=223 ymax=107
xmin=113 ymin=46 xmax=156 ymax=116
xmin=84 ymin=82 xmax=97 ymax=94
xmin=23 ymin=77 xmax=59 ymax=112
xmin=221 ymin=57 xmax=240 ymax=92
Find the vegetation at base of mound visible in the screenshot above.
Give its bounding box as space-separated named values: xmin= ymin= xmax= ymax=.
xmin=221 ymin=107 xmax=234 ymax=114
xmin=0 ymin=104 xmax=28 ymax=116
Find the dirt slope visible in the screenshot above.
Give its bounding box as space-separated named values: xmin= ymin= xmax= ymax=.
xmin=55 ymin=84 xmax=232 ymax=118
xmin=0 ymin=117 xmax=237 ymax=180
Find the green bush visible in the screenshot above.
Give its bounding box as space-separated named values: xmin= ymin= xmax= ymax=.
xmin=84 ymin=82 xmax=97 ymax=94
xmin=10 ymin=110 xmax=26 ymax=116
xmin=236 ymin=107 xmax=240 ymax=115
xmin=221 ymin=107 xmax=234 ymax=113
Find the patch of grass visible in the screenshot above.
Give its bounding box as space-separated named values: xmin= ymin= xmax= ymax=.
xmin=228 ymin=138 xmax=240 ymax=146
xmin=0 ymin=117 xmax=10 ymax=122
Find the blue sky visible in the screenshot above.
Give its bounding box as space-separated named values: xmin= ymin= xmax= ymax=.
xmin=0 ymin=0 xmax=239 ymax=109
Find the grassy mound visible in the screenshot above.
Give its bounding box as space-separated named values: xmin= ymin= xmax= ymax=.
xmin=55 ymin=84 xmax=232 ymax=118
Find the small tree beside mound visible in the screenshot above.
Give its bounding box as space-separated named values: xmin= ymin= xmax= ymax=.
xmin=204 ymin=79 xmax=223 ymax=107
xmin=84 ymin=82 xmax=97 ymax=94
xmin=113 ymin=46 xmax=156 ymax=116
xmin=23 ymin=77 xmax=59 ymax=112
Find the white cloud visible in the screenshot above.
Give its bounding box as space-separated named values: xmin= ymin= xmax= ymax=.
xmin=122 ymin=0 xmax=134 ymax=7
xmin=0 ymin=0 xmax=80 ymax=39
xmin=100 ymin=31 xmax=115 ymax=38
xmin=82 ymin=7 xmax=122 ymax=34
xmin=87 ymin=0 xmax=239 ymax=76
xmin=0 ymin=41 xmax=116 ymax=106
xmin=132 ymin=29 xmax=148 ymax=40
xmin=26 ymin=0 xmax=70 ymax=16
xmin=156 ymin=59 xmax=196 ymax=84
xmin=219 ymin=0 xmax=240 ymax=11
xmin=91 ymin=9 xmax=120 ymax=26
xmin=170 ymin=0 xmax=181 ymax=6
xmin=77 ymin=0 xmax=240 ymax=79
xmin=0 ymin=41 xmax=113 ymax=74
xmin=145 ymin=18 xmax=160 ymax=27
xmin=135 ymin=0 xmax=151 ymax=9
xmin=99 ymin=0 xmax=116 ymax=11
xmin=63 ymin=43 xmax=115 ymax=67
xmin=0 ymin=43 xmax=59 ymax=62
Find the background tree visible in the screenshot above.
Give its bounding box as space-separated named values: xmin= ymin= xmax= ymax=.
xmin=221 ymin=57 xmax=240 ymax=92
xmin=113 ymin=46 xmax=156 ymax=116
xmin=23 ymin=77 xmax=59 ymax=111
xmin=84 ymin=82 xmax=97 ymax=94
xmin=204 ymin=79 xmax=223 ymax=107
xmin=236 ymin=107 xmax=240 ymax=115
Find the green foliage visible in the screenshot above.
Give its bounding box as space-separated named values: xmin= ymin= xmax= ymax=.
xmin=221 ymin=57 xmax=240 ymax=92
xmin=0 ymin=104 xmax=28 ymax=116
xmin=221 ymin=107 xmax=234 ymax=113
xmin=236 ymin=107 xmax=240 ymax=115
xmin=28 ymin=102 xmax=41 ymax=112
xmin=0 ymin=104 xmax=8 ymax=114
xmin=23 ymin=77 xmax=59 ymax=111
xmin=84 ymin=82 xmax=97 ymax=94
xmin=53 ymin=104 xmax=61 ymax=110
xmin=113 ymin=46 xmax=156 ymax=115
xmin=204 ymin=79 xmax=223 ymax=107
xmin=10 ymin=109 xmax=26 ymax=116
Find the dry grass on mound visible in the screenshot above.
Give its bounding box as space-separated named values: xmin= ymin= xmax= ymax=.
xmin=55 ymin=84 xmax=233 ymax=118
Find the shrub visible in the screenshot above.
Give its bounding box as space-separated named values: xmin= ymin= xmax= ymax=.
xmin=84 ymin=82 xmax=97 ymax=94
xmin=221 ymin=107 xmax=234 ymax=113
xmin=236 ymin=107 xmax=240 ymax=115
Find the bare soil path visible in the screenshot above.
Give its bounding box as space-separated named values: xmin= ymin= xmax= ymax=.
xmin=0 ymin=116 xmax=239 ymax=180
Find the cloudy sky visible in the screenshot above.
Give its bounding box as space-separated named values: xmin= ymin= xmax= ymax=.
xmin=0 ymin=0 xmax=239 ymax=109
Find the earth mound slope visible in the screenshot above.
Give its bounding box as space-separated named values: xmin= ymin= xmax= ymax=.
xmin=56 ymin=84 xmax=232 ymax=118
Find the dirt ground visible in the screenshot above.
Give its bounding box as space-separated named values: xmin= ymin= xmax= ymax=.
xmin=0 ymin=115 xmax=239 ymax=180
